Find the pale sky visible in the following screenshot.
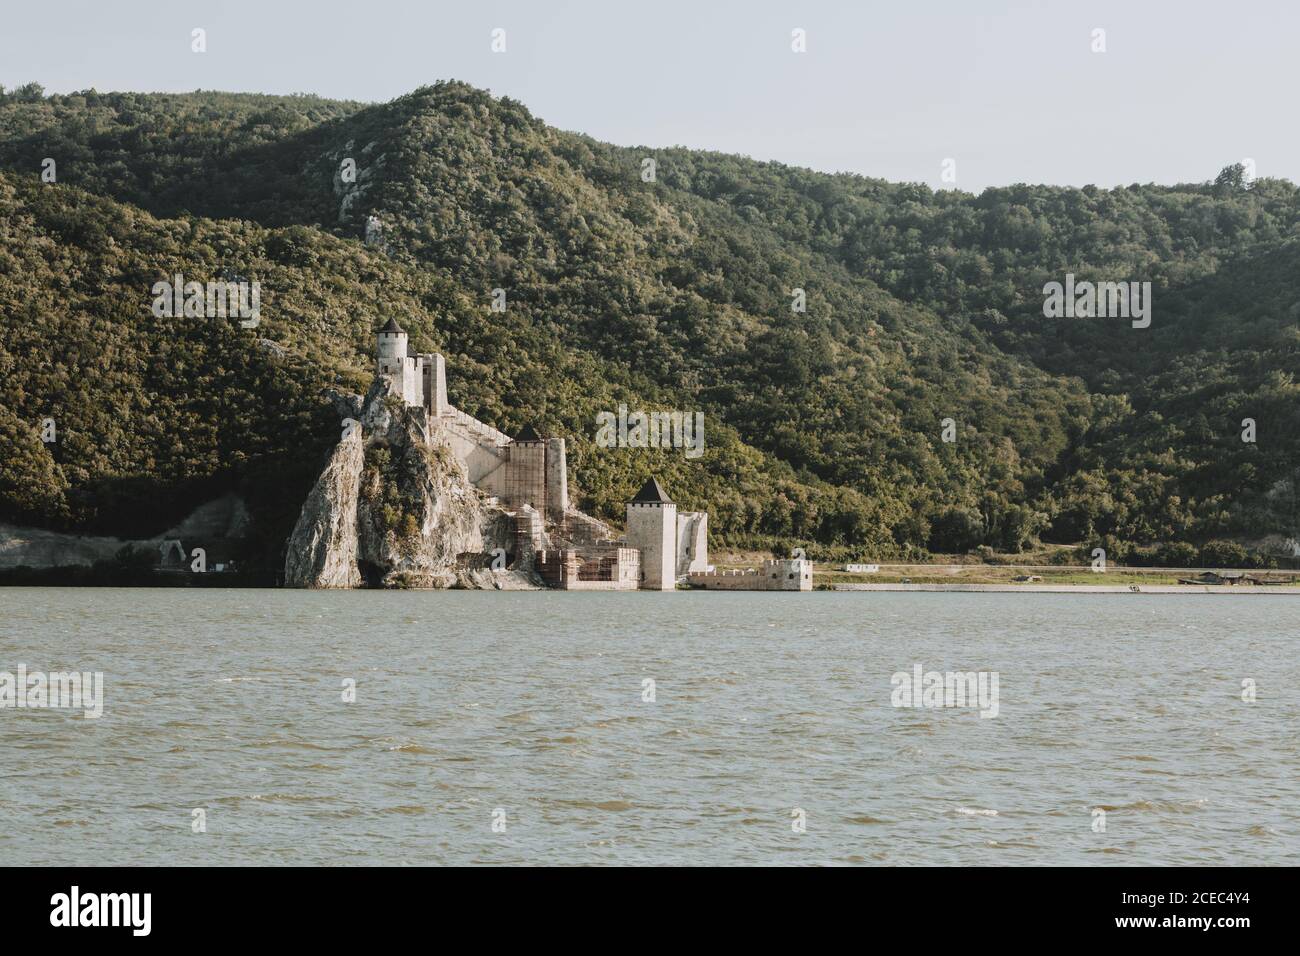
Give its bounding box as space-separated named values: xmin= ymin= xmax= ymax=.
xmin=1 ymin=0 xmax=1292 ymax=192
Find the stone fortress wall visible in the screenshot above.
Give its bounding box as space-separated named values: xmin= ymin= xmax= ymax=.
xmin=689 ymin=558 xmax=813 ymax=591
xmin=374 ymin=318 xmax=806 ymax=592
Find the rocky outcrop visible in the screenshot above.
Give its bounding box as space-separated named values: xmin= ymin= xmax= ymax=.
xmin=283 ymin=432 xmax=365 ymax=588
xmin=0 ymin=523 xmax=131 ymax=569
xmin=162 ymin=493 xmax=250 ymax=541
xmin=284 ymin=384 xmax=539 ymax=589
xmin=329 ymin=138 xmax=385 ymax=225
xmin=0 ymin=493 xmax=252 ymax=570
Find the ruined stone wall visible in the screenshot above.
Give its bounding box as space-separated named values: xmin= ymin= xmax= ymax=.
xmin=687 ymin=569 xmax=764 ymax=590
xmin=768 ymin=558 xmax=813 ymax=590
xmin=676 ymin=511 xmax=709 ymax=576
xmin=688 ymin=558 xmax=812 ymax=591
xmin=537 ymin=547 xmax=639 ymax=590
xmin=557 ymin=509 xmax=616 ymax=547
xmin=442 ymin=425 xmax=509 ymax=496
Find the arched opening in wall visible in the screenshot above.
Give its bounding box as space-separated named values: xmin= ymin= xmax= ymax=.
xmin=357 ymin=560 xmax=385 ymax=587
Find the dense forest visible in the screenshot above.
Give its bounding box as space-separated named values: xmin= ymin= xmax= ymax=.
xmin=1 ymin=81 xmax=1297 ymax=576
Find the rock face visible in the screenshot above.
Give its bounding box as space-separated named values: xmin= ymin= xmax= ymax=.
xmin=0 ymin=523 xmax=131 ymax=569
xmin=162 ymin=492 xmax=250 ymax=541
xmin=0 ymin=493 xmax=253 ymax=570
xmin=284 ymin=384 xmax=538 ymax=589
xmin=283 ymin=431 xmax=365 ymax=588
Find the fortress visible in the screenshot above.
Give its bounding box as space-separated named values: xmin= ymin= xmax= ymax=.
xmin=377 ymin=317 xmax=571 ymax=523
xmin=373 ymin=318 xmax=711 ymax=590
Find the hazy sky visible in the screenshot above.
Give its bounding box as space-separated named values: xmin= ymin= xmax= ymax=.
xmin=1 ymin=0 xmax=1292 ymax=192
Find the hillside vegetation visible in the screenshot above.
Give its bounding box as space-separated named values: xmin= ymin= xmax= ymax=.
xmin=1 ymin=81 xmax=1297 ymax=577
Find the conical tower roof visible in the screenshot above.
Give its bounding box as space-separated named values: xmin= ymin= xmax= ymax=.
xmin=632 ymin=476 xmax=673 ymax=504
xmin=379 ymin=317 xmax=405 ymax=334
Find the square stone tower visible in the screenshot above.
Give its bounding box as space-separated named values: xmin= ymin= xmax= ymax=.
xmin=420 ymin=352 xmax=449 ymax=417
xmin=505 ymin=425 xmax=548 ymax=513
xmin=544 ymin=437 xmax=569 ymax=524
xmin=626 ymin=477 xmax=677 ymax=590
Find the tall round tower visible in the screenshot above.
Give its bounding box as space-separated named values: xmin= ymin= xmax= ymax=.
xmin=376 ymin=316 xmax=408 ymax=377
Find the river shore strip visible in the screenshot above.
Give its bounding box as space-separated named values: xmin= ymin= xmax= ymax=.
xmin=833 ymin=583 xmax=1300 ymax=594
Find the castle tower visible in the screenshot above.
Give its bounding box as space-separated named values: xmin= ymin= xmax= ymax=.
xmin=544 ymin=437 xmax=569 ymax=524
xmin=375 ymin=317 xmax=422 ymax=406
xmin=505 ymin=425 xmax=548 ymax=513
xmin=420 ymin=352 xmax=449 ymax=417
xmin=376 ymin=316 xmax=408 ymax=377
xmin=626 ymin=477 xmax=677 ymax=590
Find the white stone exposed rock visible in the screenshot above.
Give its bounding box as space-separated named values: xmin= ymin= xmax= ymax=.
xmin=0 ymin=494 xmax=252 ymax=570
xmin=0 ymin=523 xmax=130 ymax=568
xmin=256 ymin=338 xmax=288 ymax=360
xmin=162 ymin=492 xmax=250 ymax=541
xmin=284 ymin=382 xmax=540 ymax=589
xmin=283 ymin=432 xmax=365 ymax=588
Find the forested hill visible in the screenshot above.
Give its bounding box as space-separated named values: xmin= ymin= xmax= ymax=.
xmin=1 ymin=80 xmax=1297 ymax=573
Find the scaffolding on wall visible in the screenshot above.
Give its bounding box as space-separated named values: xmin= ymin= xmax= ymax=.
xmin=505 ymin=442 xmax=547 ymax=513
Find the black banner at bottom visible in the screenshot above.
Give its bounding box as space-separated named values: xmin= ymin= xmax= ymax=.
xmin=0 ymin=865 xmax=1283 ymax=940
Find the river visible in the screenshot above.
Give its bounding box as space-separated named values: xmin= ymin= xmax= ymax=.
xmin=1 ymin=588 xmax=1295 ymax=865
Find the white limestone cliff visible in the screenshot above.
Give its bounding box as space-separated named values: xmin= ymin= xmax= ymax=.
xmin=283 ymin=383 xmax=538 ymax=589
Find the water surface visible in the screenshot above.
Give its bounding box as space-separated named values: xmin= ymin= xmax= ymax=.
xmin=1 ymin=588 xmax=1296 ymax=865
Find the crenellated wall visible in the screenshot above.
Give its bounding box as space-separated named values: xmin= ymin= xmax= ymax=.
xmin=688 ymin=558 xmax=812 ymax=591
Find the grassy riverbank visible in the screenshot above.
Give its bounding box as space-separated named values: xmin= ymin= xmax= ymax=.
xmin=712 ymin=549 xmax=1300 ymax=589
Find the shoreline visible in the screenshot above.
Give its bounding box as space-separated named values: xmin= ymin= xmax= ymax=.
xmin=831 ymin=582 xmax=1300 ymax=594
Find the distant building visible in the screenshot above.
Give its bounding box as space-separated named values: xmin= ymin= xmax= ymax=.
xmin=842 ymin=563 xmax=878 ymax=574
xmin=1178 ymin=571 xmax=1262 ymax=586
